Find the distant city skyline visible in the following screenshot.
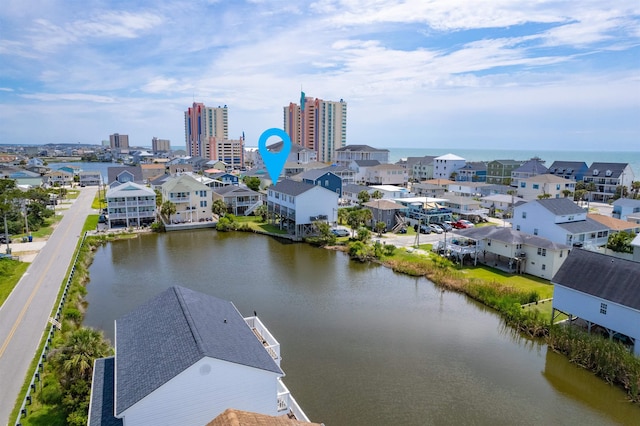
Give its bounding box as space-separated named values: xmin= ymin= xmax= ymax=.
xmin=0 ymin=1 xmax=638 ymax=150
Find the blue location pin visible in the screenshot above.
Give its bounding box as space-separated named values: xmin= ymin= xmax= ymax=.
xmin=258 ymin=128 xmax=291 ymax=183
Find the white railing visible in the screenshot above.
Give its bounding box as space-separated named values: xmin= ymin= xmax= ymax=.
xmin=244 ymin=316 xmax=281 ymax=366
xmin=277 ymin=379 xmax=310 ymax=422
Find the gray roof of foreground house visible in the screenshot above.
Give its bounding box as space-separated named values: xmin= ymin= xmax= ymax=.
xmin=585 ymin=162 xmax=629 ymax=179
xmin=454 ymin=226 xmax=570 ymax=250
xmin=534 ymin=198 xmax=586 ymax=216
xmin=299 ymin=169 xmax=339 ymax=181
xmin=107 ymin=166 xmax=143 ymax=184
xmin=552 ymin=249 xmax=640 ymax=310
xmin=212 ymin=185 xmax=260 ymax=197
xmin=115 ymin=286 xmax=282 ymax=415
xmin=89 ymin=357 xmax=122 ymax=426
xmin=353 ymin=159 xmax=381 ymax=167
xmin=513 ymin=159 xmax=548 ymax=175
xmin=270 ymin=179 xmax=317 ymax=197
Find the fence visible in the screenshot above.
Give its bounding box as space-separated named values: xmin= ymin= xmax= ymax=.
xmin=14 ymin=231 xmax=88 ymax=425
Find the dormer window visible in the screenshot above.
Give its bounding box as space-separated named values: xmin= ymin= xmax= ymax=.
xmin=592 ymin=169 xmax=599 ymax=176
xmin=605 ymin=170 xmax=612 ymax=177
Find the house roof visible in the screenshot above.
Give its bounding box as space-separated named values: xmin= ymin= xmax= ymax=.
xmin=206 ymin=408 xmax=321 ymax=426
xmin=585 ymin=162 xmax=629 ymax=178
xmin=552 ymin=249 xmax=640 ymax=310
xmin=547 ymin=161 xmax=587 ymax=174
xmin=212 ymin=186 xmax=260 ymax=197
xmin=336 ymin=144 xmax=389 ymax=152
xmin=299 ymin=169 xmax=339 ymax=181
xmin=89 ymin=357 xmax=123 ymax=426
xmin=353 ymin=160 xmax=381 ymax=167
xmin=435 ymin=153 xmax=465 ymax=161
xmin=363 ymin=199 xmax=403 ymax=210
xmin=454 ymin=226 xmax=570 ymax=250
xmin=106 ymin=181 xmax=155 ymax=197
xmin=587 ymin=214 xmax=640 ymax=232
xmin=459 ymin=162 xmax=487 ymax=171
xmin=524 ymin=174 xmax=572 ymax=184
xmin=535 ymin=198 xmax=585 ymax=216
xmin=513 ymin=159 xmax=548 ymax=174
xmin=343 ymin=183 xmax=372 ymax=194
xmin=161 ymin=174 xmax=211 ymax=193
xmin=489 ymin=159 xmax=523 ymax=166
xmin=107 ymin=166 xmax=143 ymax=184
xmin=557 ymin=217 xmax=609 ymax=234
xmin=115 ymin=286 xmax=282 ymax=415
xmin=270 ymin=179 xmax=317 ymax=196
xmin=612 ymin=198 xmax=640 ymax=207
xmin=369 ymin=163 xmax=404 ymax=171
xmin=481 ymin=194 xmax=516 ymax=203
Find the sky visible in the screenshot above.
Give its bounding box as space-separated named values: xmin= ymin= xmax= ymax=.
xmin=1 ymin=0 xmax=639 ymax=151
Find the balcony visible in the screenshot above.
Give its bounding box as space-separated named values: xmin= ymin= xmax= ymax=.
xmin=244 ymin=316 xmax=281 ymax=366
xmin=277 ymin=379 xmax=310 ymax=422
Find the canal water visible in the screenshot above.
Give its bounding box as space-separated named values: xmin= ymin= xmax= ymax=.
xmin=84 ymin=230 xmax=640 ymax=425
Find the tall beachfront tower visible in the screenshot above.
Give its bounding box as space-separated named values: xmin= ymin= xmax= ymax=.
xmin=184 ymin=102 xmax=229 ymax=158
xmin=284 ymin=92 xmax=347 ymax=163
xmin=109 ymin=133 xmax=129 ymax=150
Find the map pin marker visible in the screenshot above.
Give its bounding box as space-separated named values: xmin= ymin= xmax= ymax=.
xmin=258 ymin=128 xmax=291 ymax=183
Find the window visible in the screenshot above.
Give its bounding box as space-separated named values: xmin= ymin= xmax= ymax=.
xmin=542 ymin=264 xmax=546 ymax=271
xmin=534 ymin=228 xmax=539 ymax=235
xmin=516 ymin=225 xmax=521 ymax=231
xmin=487 ymin=239 xmax=491 ymax=246
xmin=532 ymin=184 xmax=539 ymax=189
xmin=537 ymin=248 xmax=546 ymax=256
xmin=559 ymin=250 xmax=563 ymax=258
xmin=600 ymin=303 xmax=607 ymax=315
xmin=520 ymin=182 xmax=526 ymax=188
xmin=522 ymin=212 xmax=527 ymax=219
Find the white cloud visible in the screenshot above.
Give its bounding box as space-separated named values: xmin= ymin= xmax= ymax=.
xmin=21 ymin=93 xmax=116 ymax=103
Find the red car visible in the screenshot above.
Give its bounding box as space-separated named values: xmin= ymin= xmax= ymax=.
xmin=452 ymin=220 xmax=475 ymax=229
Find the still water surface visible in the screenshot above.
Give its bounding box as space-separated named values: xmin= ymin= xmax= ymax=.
xmin=84 ymin=230 xmax=640 ymax=425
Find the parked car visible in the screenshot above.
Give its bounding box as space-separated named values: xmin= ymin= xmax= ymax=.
xmin=453 ymin=220 xmax=474 ymax=229
xmin=331 ymin=228 xmax=350 ymax=237
xmin=397 ymin=227 xmax=407 ymax=234
xmin=0 ymin=235 xmax=10 ymax=244
xmin=418 ymin=224 xmax=431 ymax=234
xmin=428 ymin=224 xmax=443 ymax=234
xmin=435 ymin=222 xmax=452 ymax=232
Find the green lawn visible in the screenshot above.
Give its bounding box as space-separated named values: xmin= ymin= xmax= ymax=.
xmin=460 ymin=264 xmax=554 ymax=299
xmin=0 ymin=259 xmax=29 ymax=307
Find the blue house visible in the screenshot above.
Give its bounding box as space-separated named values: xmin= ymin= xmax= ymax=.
xmin=547 ymin=161 xmax=588 ymax=182
xmin=299 ymin=170 xmax=342 ymax=197
xmin=208 ymin=171 xmax=239 ymax=187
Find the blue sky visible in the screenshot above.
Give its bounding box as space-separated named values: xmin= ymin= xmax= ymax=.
xmin=1 ymin=0 xmax=639 ymax=151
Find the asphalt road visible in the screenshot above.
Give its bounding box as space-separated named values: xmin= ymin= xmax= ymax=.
xmin=0 ymin=186 xmax=97 ymax=425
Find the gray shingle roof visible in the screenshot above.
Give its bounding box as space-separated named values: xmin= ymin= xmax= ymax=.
xmin=454 ymin=226 xmax=569 ymax=250
xmin=115 ymin=286 xmax=282 ymax=415
xmin=557 ymin=217 xmax=609 ymax=234
xmin=107 ymin=166 xmax=143 ymax=185
xmin=212 ymin=186 xmax=260 ymax=196
xmin=299 ymin=169 xmax=338 ymax=181
xmin=585 ymin=162 xmax=629 ymax=178
xmin=89 ymin=357 xmax=122 ymax=426
xmin=353 ymin=160 xmax=381 ymax=167
xmin=513 ymin=159 xmax=548 ymax=174
xmin=536 ymin=198 xmax=585 ymax=216
xmin=270 ymin=179 xmax=316 ymax=196
xmin=552 ymin=249 xmax=640 ymax=310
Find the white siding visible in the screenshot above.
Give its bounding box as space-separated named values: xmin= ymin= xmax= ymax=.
xmin=295 ymin=186 xmax=339 ymax=225
xmin=553 ymin=286 xmax=640 ymax=355
xmin=121 ymin=357 xmax=281 ymax=426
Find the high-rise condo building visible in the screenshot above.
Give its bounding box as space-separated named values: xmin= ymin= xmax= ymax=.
xmin=110 ymin=133 xmax=129 ymax=150
xmin=212 ymin=136 xmax=245 ymax=169
xmin=152 ymin=137 xmax=171 ymax=153
xmin=284 ymin=92 xmax=347 ymax=163
xmin=184 ymin=102 xmax=229 ymax=158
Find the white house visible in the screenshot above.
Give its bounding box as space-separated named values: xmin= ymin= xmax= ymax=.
xmin=433 ymin=154 xmax=466 ymax=180
xmin=362 ymin=164 xmax=408 ymax=186
xmin=88 ymin=286 xmax=311 ymax=425
xmin=453 ymin=226 xmax=570 ymax=279
xmin=517 ymin=174 xmax=576 ymax=201
xmin=105 ymin=181 xmax=156 ymax=228
xmin=349 ymin=159 xmax=381 ymax=183
xmin=480 ymin=194 xmax=517 ymax=212
xmin=42 ymin=170 xmax=73 ymax=187
xmin=79 ymin=170 xmax=102 ymax=186
xmin=267 ymin=179 xmax=338 ymax=238
xmin=552 ymin=249 xmax=640 ymax=356
xmin=212 ymin=186 xmax=263 ymax=216
xmin=334 ymin=144 xmax=389 ymax=167
xmin=512 ymin=198 xmax=610 ymax=248
xmin=448 ymin=182 xmax=492 ymax=197
xmin=583 ymin=162 xmax=635 ymax=202
xmin=161 ymin=174 xmax=212 ymax=223
xmin=369 ymin=184 xmax=411 ymax=199
xmin=441 ymin=194 xmax=488 ymax=219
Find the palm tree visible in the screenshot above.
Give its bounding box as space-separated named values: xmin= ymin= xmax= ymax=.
xmin=632 ymin=181 xmax=640 ymax=199
xmin=337 ymin=208 xmax=348 ymax=225
xmin=54 ymin=327 xmax=112 ymax=383
xmin=357 ymin=190 xmax=371 ymax=206
xmin=371 ymin=190 xmax=383 ymax=200
xmin=358 ymin=208 xmax=373 ymax=228
xmin=160 ymin=200 xmax=176 ymax=222
xmin=561 ymin=189 xmax=572 ymax=198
